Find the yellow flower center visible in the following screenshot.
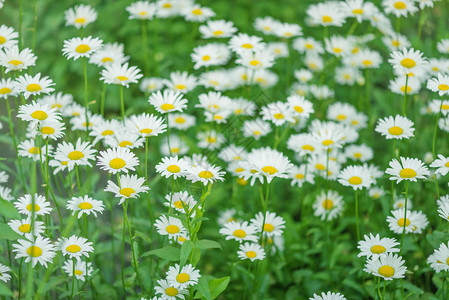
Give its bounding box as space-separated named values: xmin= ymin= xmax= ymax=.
xmin=118 ymin=141 xmax=132 ymax=147
xmin=75 ymin=44 xmax=91 ymax=53
xmin=166 ymin=225 xmax=180 ymax=234
xmin=322 ymin=15 xmax=333 ymax=23
xmin=165 ymin=287 xmax=178 ymax=296
xmin=322 ymin=199 xmax=333 ymax=210
xmin=192 ymin=8 xmax=202 ymax=15
xmin=206 ymin=137 xmax=216 ymax=143
xmin=400 ymin=58 xmax=416 ymax=69
xmin=0 ymin=87 xmax=12 ymax=94
xmin=439 ymin=84 xmax=449 ymax=91
xmin=241 ymin=43 xmax=253 ymax=49
xmin=174 ymin=117 xmax=185 ymax=124
xmin=400 ymin=86 xmax=412 ymax=93
xmin=388 ymin=126 xmax=403 ymax=135
xmin=161 ymin=103 xmax=175 ymax=111
xmin=273 ymin=113 xmax=284 ymax=119
xmin=162 ymin=3 xmax=172 ymax=8
xmin=315 ymin=163 xmax=325 ymax=171
xmin=31 ymin=110 xmax=48 ymax=120
xmin=262 ymin=166 xmax=278 ymax=175
xmin=237 ymin=178 xmax=248 ymax=185
xmin=28 ymin=147 xmax=40 ymax=154
xmin=333 ymin=47 xmax=342 ymax=53
xmin=294 ymin=106 xmax=304 ymax=113
xmin=397 ymin=218 xmax=411 ymax=227
xmin=175 ymin=84 xmax=186 ymax=90
xmin=378 ymin=265 xmax=395 ymax=277
xmin=27 ymin=83 xmax=42 ymax=92
xmin=26 ymin=204 xmax=40 ymax=212
xmin=399 ymin=168 xmax=417 ymax=178
xmin=392 ymin=40 xmax=400 ymax=47
xmin=171 ymin=147 xmax=180 ymax=153
xmin=352 ymin=8 xmax=363 ymax=14
xmin=302 ymin=145 xmax=314 ymax=151
xmin=116 ymin=76 xmax=128 ymax=81
xmin=27 ymin=246 xmax=42 ymax=257
xmin=40 ymin=126 xmax=55 ymax=134
xmin=102 ymin=130 xmax=114 ymax=136
xmin=235 ymin=167 xmax=245 ymax=173
xmin=75 ymin=270 xmax=83 ymax=275
xmin=176 ymin=273 xmax=190 ymax=283
xmin=371 ymin=245 xmax=386 ymax=254
xmin=253 ymin=130 xmax=261 ymax=136
xmin=174 ymin=200 xmax=185 ymax=209
xmin=362 ymin=60 xmax=372 ymax=66
xmin=213 ymin=30 xmax=223 ymax=36
xmin=233 ymin=229 xmax=246 ymax=238
xmin=101 ymin=57 xmax=113 ymax=63
xmin=68 ymin=150 xmax=84 ymax=161
xmin=445 ymin=161 xmax=449 ymax=167
xmin=198 ymin=171 xmax=213 ymax=179
xmin=119 ymin=187 xmax=135 ymax=197
xmin=442 ymin=104 xmax=449 ymax=110
xmin=202 ymin=55 xmax=211 ymax=61
xmin=19 ymin=224 xmax=31 ymax=233
xmin=109 ymin=158 xmax=126 ymax=169
xmin=305 ymin=43 xmax=314 ymax=49
xmin=263 ymin=223 xmax=274 ymax=232
xmin=79 ymin=202 xmax=93 ymax=209
xmin=354 ymin=153 xmax=362 ymax=159
xmin=9 ymin=60 xmax=23 ymax=66
xmin=295 ymin=173 xmax=305 ymax=179
xmin=337 ymin=114 xmax=346 ymax=120
xmin=246 ymin=251 xmax=257 ymax=258
xmin=322 ymin=139 xmax=334 ymax=146
xmin=0 ymin=36 xmax=6 ymax=44
xmin=249 ymin=60 xmax=261 ymax=66
xmin=75 ymin=17 xmax=86 ymax=24
xmin=394 ymin=1 xmax=406 ymax=9
xmin=66 ymin=245 xmax=81 ymax=253
xmin=167 ymin=165 xmax=181 ymax=173
xmin=348 ymin=176 xmax=362 ymax=185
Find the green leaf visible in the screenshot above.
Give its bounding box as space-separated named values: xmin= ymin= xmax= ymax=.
xmin=0 ymin=199 xmax=20 ymax=219
xmin=141 ymin=246 xmax=180 ymax=261
xmin=196 ymin=276 xmax=212 ymax=300
xmin=0 ymin=282 xmax=13 ymax=296
xmin=195 ymin=239 xmax=222 ymax=250
xmin=209 ymin=276 xmax=230 ymax=299
xmin=0 ymin=222 xmax=23 ymax=240
xmin=180 ymin=240 xmax=194 ymax=266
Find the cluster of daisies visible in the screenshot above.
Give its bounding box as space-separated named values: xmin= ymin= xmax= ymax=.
xmin=1 ymin=0 xmax=449 ymax=298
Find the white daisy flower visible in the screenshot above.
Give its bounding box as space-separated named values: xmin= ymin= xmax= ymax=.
xmin=181 ymin=4 xmax=215 ymax=22
xmin=0 ymin=78 xmax=18 ymax=99
xmin=185 ymin=162 xmax=225 ymax=186
xmin=219 ymin=221 xmax=259 ymax=243
xmin=8 ymin=218 xmax=45 ymax=239
xmin=164 ymin=71 xmax=197 ymax=94
xmin=237 ymin=242 xmax=266 ymax=262
xmin=427 ymin=73 xmax=449 ymax=96
xmin=288 ymin=165 xmax=315 ymax=187
xmin=160 ymin=135 xmax=189 ymax=156
xmin=0 ymin=25 xmax=18 ymax=49
xmin=286 ymin=95 xmax=314 ymax=119
xmin=344 ymin=144 xmax=374 ymax=162
xmin=100 ymin=63 xmax=143 ymax=87
xmin=306 ymin=2 xmax=347 ymax=27
xmin=66 ymin=195 xmax=105 ymax=218
xmin=97 ymin=147 xmax=139 ymax=174
xmin=126 ymin=1 xmax=157 ymax=20
xmin=0 ymin=264 xmax=11 ymax=283
xmin=0 ymin=186 xmax=13 ymax=201
xmin=357 ymin=233 xmax=400 ymax=261
xmin=387 ymin=209 xmax=425 ymax=234
xmin=56 ymin=235 xmax=94 ymax=259
xmin=12 ymin=236 xmax=56 ymax=267
xmin=369 ymin=187 xmax=386 ymax=199
xmin=15 ymin=73 xmax=55 ymax=99
xmin=168 ymin=113 xmax=196 ymax=130
xmin=385 ymin=157 xmax=430 ymax=183
xmin=228 ymin=33 xmax=265 ymax=53
xmin=272 ymin=22 xmax=302 ymax=39
xmin=154 ymin=215 xmax=187 ymax=240
xmin=309 ymin=291 xmax=346 ymax=300
xmin=64 ymin=4 xmax=97 ymax=28
xmin=243 ymin=118 xmax=272 ymax=140
xmin=17 ymin=100 xmax=61 ymax=127
xmin=0 ymin=46 xmax=37 ymax=73
xmin=62 ymin=260 xmax=93 ymax=282
xmin=236 ymin=49 xmax=275 ymax=71
xmin=388 ymin=48 xmax=427 ymax=75
xmin=139 ymin=77 xmax=165 ymax=93
xmin=156 ymin=156 xmax=189 ymax=179
xmin=104 ymin=174 xmax=149 ymax=205
xmin=430 ymin=154 xmax=449 ymax=176
xmin=62 ymin=36 xmax=103 ymax=60
xmin=261 ymin=101 xmax=295 ymax=127
xmin=126 ymin=113 xmax=167 ymax=138
xmin=154 ymin=279 xmax=189 ymax=300
xmin=199 ymin=19 xmax=237 ymax=39
xmin=364 ymin=253 xmax=407 ymax=280
xmin=382 ymin=0 xmax=418 ymax=18
xmin=338 ymin=165 xmax=373 ymax=190
xmin=53 ymin=138 xmax=97 ymax=171
xmin=166 ymin=264 xmax=201 ymax=289
xmin=164 ymin=191 xmax=197 ymax=215
xmin=250 ymin=211 xmax=285 ymax=238
xmin=196 ymin=130 xmax=226 ymax=150
xmin=89 ymin=42 xmax=129 ymax=67
xmin=15 ymin=194 xmax=52 ymax=217
xmin=375 ymin=115 xmax=415 ymax=140
xmin=18 ymin=139 xmax=52 ymax=161
xmin=313 ymin=190 xmax=344 ymax=221
xmin=148 ymin=89 xmax=188 ymax=114
xmin=103 ymin=128 xmax=144 ymax=149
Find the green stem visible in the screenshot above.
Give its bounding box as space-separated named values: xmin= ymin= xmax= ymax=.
xmin=400 ymin=181 xmax=409 ymax=254
xmin=432 ymin=98 xmax=443 ymax=158
xmin=32 ymin=0 xmax=37 ymax=51
xmin=120 ymin=85 xmax=125 ymax=121
xmin=70 ymin=257 xmax=75 ymax=300
xmin=82 ymin=57 xmax=90 ymax=136
xmin=100 ymin=83 xmax=106 ymax=117
xmin=141 ymin=20 xmax=149 ymax=75
xmin=19 ymin=0 xmax=23 ymax=48
xmin=166 ymin=114 xmax=172 ymax=156
xmin=355 ymin=190 xmax=360 ymax=241
xmin=75 ymin=165 xmax=81 ymax=194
